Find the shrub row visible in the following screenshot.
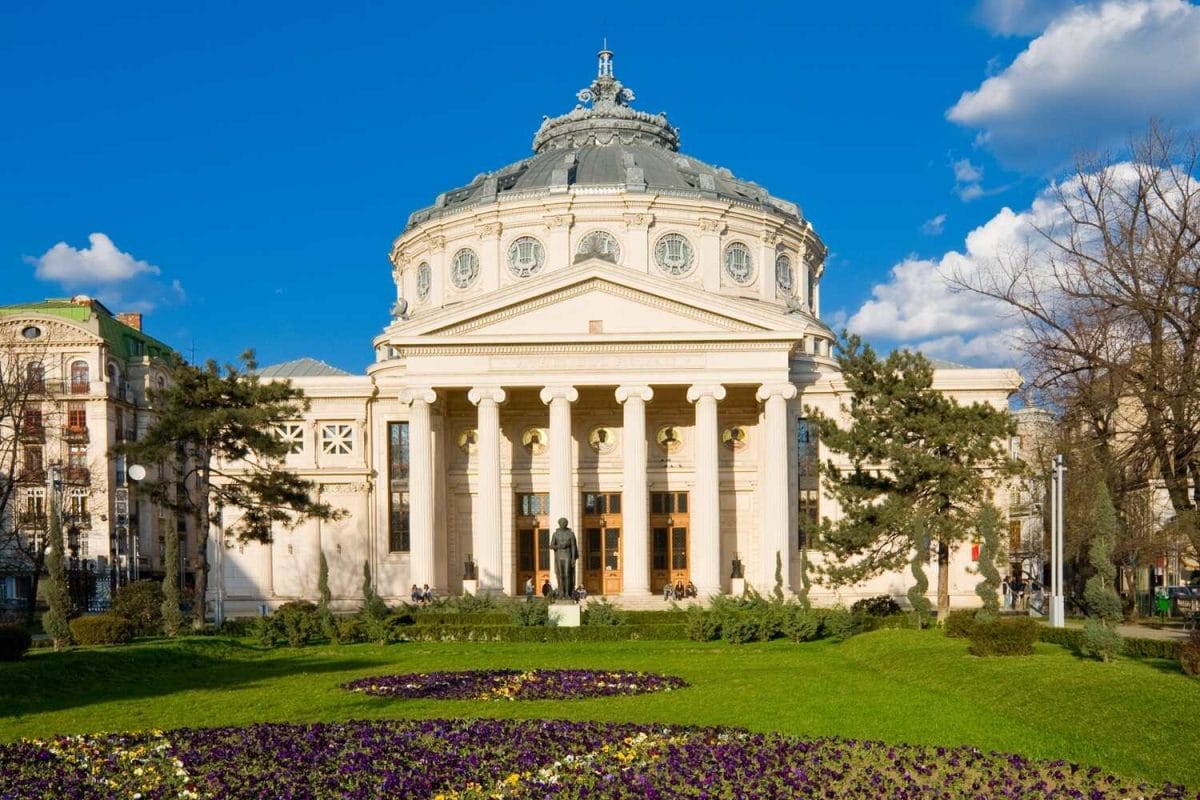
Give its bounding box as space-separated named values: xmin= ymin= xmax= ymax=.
xmin=966 ymin=617 xmax=1040 ymax=656
xmin=0 ymin=624 xmax=32 ymax=661
xmin=399 ymin=624 xmax=689 ymax=642
xmin=683 ymin=596 xmax=869 ymax=644
xmin=409 ymin=612 xmax=513 ymax=626
xmin=1036 ymin=625 xmax=1182 ymax=660
xmin=69 ymin=614 xmax=134 ymax=646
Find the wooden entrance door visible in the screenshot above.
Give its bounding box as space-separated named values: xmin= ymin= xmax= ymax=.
xmin=650 ymin=491 xmax=689 ymax=593
xmin=515 ymin=493 xmax=551 ymax=597
xmin=582 ymin=492 xmax=622 ymax=595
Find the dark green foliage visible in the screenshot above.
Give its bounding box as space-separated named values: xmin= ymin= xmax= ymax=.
xmin=119 ymin=351 xmax=342 ymax=625
xmin=1180 ymin=630 xmax=1200 ymax=677
xmin=335 ymin=616 xmax=366 ymax=644
xmin=252 ymin=616 xmax=278 ymax=648
xmin=781 ymin=607 xmax=823 ymax=642
xmin=967 ymin=617 xmax=1040 ymax=656
xmin=851 ymin=595 xmax=903 ymax=617
xmin=316 ymin=551 xmax=335 ymax=642
xmin=68 ymin=614 xmax=134 ymax=646
xmin=808 ymin=334 xmax=1019 ymax=615
xmin=907 ymin=530 xmax=933 ymax=623
xmin=411 ymin=612 xmax=514 ymax=626
xmin=974 ymin=504 xmax=1002 ymax=617
xmin=218 ymin=617 xmax=257 ymax=637
xmin=401 ymin=624 xmax=689 ymax=642
xmin=1038 ymin=625 xmax=1180 ymax=661
xmin=0 ymin=624 xmax=32 ymax=661
xmin=1081 ymin=619 xmax=1124 ymax=662
xmin=274 ymin=601 xmax=322 ymax=647
xmin=439 ymin=593 xmax=502 ymax=614
xmin=1083 ymin=484 xmax=1124 ymax=625
xmin=772 ymin=550 xmax=785 ymax=603
xmin=942 ymin=609 xmax=979 ymax=639
xmin=361 ymin=561 xmax=389 ymax=620
xmin=42 ymin=509 xmax=72 ymax=651
xmin=160 ymin=530 xmax=183 ymax=636
xmin=720 ymin=615 xmax=761 ymax=644
xmin=684 ymin=608 xmax=720 ymax=641
xmin=582 ymin=599 xmax=625 ymax=626
xmin=510 ymin=601 xmax=550 ymax=627
xmin=112 ymin=580 xmax=164 ymax=636
xmin=816 ymin=607 xmax=859 ymax=640
xmin=1037 ymin=626 xmax=1084 ymax=650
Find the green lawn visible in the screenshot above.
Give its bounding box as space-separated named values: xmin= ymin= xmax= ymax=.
xmin=2 ymin=630 xmax=1196 ymax=789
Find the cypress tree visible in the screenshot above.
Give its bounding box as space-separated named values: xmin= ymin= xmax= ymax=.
xmin=42 ymin=501 xmax=72 ymax=651
xmin=974 ymin=503 xmax=1002 ymax=619
xmin=906 ymin=516 xmax=933 ymax=623
xmin=1082 ymin=483 xmax=1123 ymax=660
xmin=161 ymin=530 xmax=183 ymax=636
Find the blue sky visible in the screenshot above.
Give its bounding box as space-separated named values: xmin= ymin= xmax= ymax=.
xmin=4 ymin=1 xmax=1199 ymax=371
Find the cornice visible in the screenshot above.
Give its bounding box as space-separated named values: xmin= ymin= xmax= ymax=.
xmin=396 ymin=341 xmax=795 ymax=357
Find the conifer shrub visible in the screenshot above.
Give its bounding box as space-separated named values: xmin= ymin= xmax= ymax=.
xmin=966 ymin=617 xmax=1039 ymax=656
xmin=112 ymin=580 xmax=164 ymax=636
xmin=582 ymin=599 xmax=625 ymax=626
xmin=1180 ymin=630 xmax=1200 ymax=677
xmin=817 ymin=607 xmax=859 ymax=640
xmin=1081 ymin=619 xmax=1124 ymax=662
xmin=851 ymin=595 xmax=903 ymax=618
xmin=943 ymin=609 xmax=979 ymax=639
xmin=69 ymin=614 xmax=134 ymax=646
xmin=0 ymin=624 xmax=32 ymax=661
xmin=274 ymin=601 xmax=322 ymax=647
xmin=781 ymin=607 xmax=822 ymax=642
xmin=510 ymin=601 xmax=550 ymax=627
xmin=683 ymin=608 xmax=720 ymax=641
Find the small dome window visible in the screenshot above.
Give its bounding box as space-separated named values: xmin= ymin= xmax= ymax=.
xmin=506 ymin=237 xmax=545 ymax=278
xmin=450 ymin=249 xmax=480 ymax=289
xmin=775 ymin=253 xmax=793 ymax=292
xmin=654 ymin=233 xmax=695 ymax=277
xmin=416 ymin=262 xmax=431 ymax=300
xmin=723 ymin=242 xmax=754 ymax=285
xmin=20 ymin=325 xmax=41 ymax=339
xmin=576 ymin=231 xmax=621 ymax=264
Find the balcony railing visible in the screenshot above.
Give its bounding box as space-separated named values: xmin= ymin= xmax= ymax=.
xmin=63 ymin=467 xmax=90 ymax=484
xmin=16 ymin=468 xmax=46 ymax=484
xmin=64 ymin=512 xmax=92 ymax=529
xmin=18 ymin=425 xmax=45 ymax=441
xmin=69 ymin=381 xmax=90 ymax=395
xmin=64 ymin=425 xmax=89 ymax=441
xmin=17 ymin=511 xmax=47 ymax=528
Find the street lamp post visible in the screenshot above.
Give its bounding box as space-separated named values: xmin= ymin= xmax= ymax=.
xmin=1049 ymin=454 xmax=1067 ymax=628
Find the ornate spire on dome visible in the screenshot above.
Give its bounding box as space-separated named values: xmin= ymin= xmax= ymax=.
xmin=532 ymin=47 xmax=679 ymax=154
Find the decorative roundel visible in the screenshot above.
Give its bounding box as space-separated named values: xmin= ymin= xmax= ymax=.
xmin=20 ymin=325 xmax=42 ymax=339
xmin=457 ymin=428 xmax=478 ymax=453
xmin=775 ymin=253 xmax=793 ymax=292
xmin=723 ymin=242 xmax=755 ymax=285
xmin=521 ymin=426 xmax=548 ymax=455
xmin=576 ymin=231 xmax=621 ymax=263
xmin=416 ymin=262 xmax=431 ymax=300
xmin=654 ymin=233 xmax=695 ymax=277
xmin=588 ymin=425 xmax=617 ymax=454
xmin=722 ymin=425 xmax=749 ymax=450
xmin=507 ymin=236 xmax=545 ymax=278
xmin=655 ymin=424 xmax=682 ymax=451
xmin=451 ymin=249 xmax=479 ymax=289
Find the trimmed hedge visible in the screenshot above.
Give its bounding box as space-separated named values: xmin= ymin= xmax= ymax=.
xmin=0 ymin=624 xmax=33 ymax=661
xmin=69 ymin=614 xmax=134 ymax=646
xmin=1037 ymin=626 xmax=1181 ymax=660
xmin=400 ymin=624 xmax=688 ymax=642
xmin=942 ymin=609 xmax=979 ymax=639
xmin=967 ymin=617 xmax=1040 ymax=656
xmin=409 ymin=612 xmax=513 ymax=626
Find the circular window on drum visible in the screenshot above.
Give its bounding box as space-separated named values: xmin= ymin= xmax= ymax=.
xmin=416 ymin=262 xmax=431 ymax=301
xmin=775 ymin=253 xmax=793 ymax=293
xmin=450 ymin=249 xmax=479 ymax=289
xmin=506 ymin=236 xmax=545 ymax=278
xmin=654 ymin=233 xmax=695 ymax=277
xmin=576 ymin=231 xmax=621 ymax=264
xmin=724 ymin=242 xmax=754 ymax=285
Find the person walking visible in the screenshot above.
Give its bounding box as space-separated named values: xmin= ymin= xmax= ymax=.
xmin=524 ymin=576 xmax=535 ymax=602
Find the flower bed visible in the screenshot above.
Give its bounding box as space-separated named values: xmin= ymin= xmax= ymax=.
xmin=1 ymin=719 xmax=1193 ymax=799
xmin=342 ymin=669 xmax=687 ymax=700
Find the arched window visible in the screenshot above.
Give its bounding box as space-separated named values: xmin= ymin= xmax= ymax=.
xmin=26 ymin=362 xmax=44 ymax=391
xmin=70 ymin=361 xmax=89 ymax=393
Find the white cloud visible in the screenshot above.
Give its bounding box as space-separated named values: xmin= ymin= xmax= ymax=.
xmin=975 ymin=0 xmax=1080 ymax=35
xmin=28 ymin=232 xmax=160 ymax=285
xmin=920 ymin=214 xmax=947 ymax=235
xmin=949 ymin=0 xmax=1200 ymax=168
xmin=953 ymin=159 xmax=983 ymax=183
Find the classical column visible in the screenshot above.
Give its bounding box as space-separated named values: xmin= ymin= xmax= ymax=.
xmin=468 ymin=387 xmax=507 ymax=593
xmin=757 ymin=382 xmax=798 ymax=593
xmin=616 ymin=385 xmax=654 ymax=595
xmin=686 ymin=383 xmax=726 ymax=596
xmin=540 ymin=385 xmax=579 ymax=593
xmin=401 ymin=387 xmax=437 ymax=589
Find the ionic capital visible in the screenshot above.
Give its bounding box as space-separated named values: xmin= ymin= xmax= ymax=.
xmin=399 ymin=387 xmax=437 ymax=407
xmin=467 ymin=387 xmax=508 ymax=407
xmin=539 ymin=385 xmax=579 ymax=405
xmin=615 ymin=385 xmax=654 ymax=405
xmin=686 ymin=384 xmax=727 ymax=403
xmin=756 ymin=383 xmax=798 ymax=403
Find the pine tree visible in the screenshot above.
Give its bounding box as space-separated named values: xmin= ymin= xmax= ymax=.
xmin=974 ymin=503 xmax=1002 ymax=619
xmin=42 ymin=501 xmax=72 ymax=651
xmin=120 ymin=351 xmax=341 ymax=628
xmin=809 ymin=333 xmax=1019 ymax=618
xmin=161 ymin=530 xmax=183 ymax=636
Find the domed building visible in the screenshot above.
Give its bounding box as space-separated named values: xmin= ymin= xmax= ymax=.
xmin=213 ymin=52 xmax=1020 ymax=615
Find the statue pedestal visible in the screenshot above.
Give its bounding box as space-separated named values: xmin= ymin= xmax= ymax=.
xmin=730 ymin=577 xmax=746 ymax=597
xmin=462 ymin=579 xmax=479 ymax=596
xmin=548 ymin=603 xmax=581 ymax=628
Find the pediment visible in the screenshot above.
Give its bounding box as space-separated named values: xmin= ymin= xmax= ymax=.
xmin=432 ymin=279 xmax=764 ymax=337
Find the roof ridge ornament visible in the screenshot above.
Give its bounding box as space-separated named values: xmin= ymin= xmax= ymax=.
xmin=577 ymin=48 xmax=635 ymax=108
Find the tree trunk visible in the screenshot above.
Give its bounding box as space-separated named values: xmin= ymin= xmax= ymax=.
xmin=192 ymin=459 xmax=211 ymax=628
xmin=937 ymin=538 xmax=951 ymax=620
xmin=23 ymin=571 xmax=40 ymax=625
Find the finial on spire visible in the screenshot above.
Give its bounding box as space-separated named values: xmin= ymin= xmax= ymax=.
xmin=598 ymin=43 xmax=613 ymax=78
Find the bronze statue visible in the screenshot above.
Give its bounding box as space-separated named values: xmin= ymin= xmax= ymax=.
xmin=548 ymin=517 xmax=579 ymax=600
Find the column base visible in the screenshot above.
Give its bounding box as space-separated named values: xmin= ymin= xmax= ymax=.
xmin=548 ymin=604 xmax=581 ymax=627
xmin=461 ymin=579 xmax=479 ymax=596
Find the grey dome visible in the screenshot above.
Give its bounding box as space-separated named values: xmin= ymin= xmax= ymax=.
xmin=405 ymin=51 xmax=803 ymax=229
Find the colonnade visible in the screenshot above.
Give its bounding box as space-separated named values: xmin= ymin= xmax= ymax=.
xmin=402 ymin=381 xmax=797 ymax=596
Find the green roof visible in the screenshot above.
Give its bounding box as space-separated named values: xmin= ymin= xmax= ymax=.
xmin=0 ymin=297 xmax=179 ymax=363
